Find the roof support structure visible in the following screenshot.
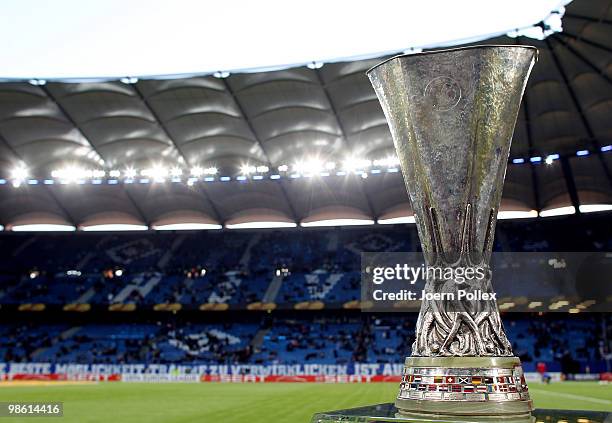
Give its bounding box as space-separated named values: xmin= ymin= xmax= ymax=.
xmin=41 ymin=86 xmax=151 ymax=227
xmin=0 ymin=132 xmax=79 ymax=227
xmin=559 ymin=31 xmax=612 ymax=56
xmin=564 ymin=12 xmax=612 ymax=26
xmin=560 ymin=155 xmax=582 ymax=215
xmin=131 ymin=84 xmax=224 ymax=225
xmin=515 ymin=37 xmax=541 ymax=212
xmin=547 ymin=36 xmax=612 ymax=190
xmin=553 ymin=34 xmax=612 ymax=85
xmin=222 ymin=79 xmax=300 ymax=223
xmin=314 ymin=69 xmax=378 ymax=221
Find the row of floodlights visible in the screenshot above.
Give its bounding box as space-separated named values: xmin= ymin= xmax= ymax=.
xmin=512 ymin=145 xmax=612 ymax=164
xmin=5 ymin=157 xmax=400 ymax=187
xmin=6 ymin=147 xmax=611 ymax=187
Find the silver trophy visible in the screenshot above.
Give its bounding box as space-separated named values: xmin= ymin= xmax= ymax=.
xmin=367 ymin=46 xmax=537 ymax=419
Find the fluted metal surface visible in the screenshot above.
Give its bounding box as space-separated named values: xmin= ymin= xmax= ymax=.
xmin=368 ymin=46 xmax=536 ymax=357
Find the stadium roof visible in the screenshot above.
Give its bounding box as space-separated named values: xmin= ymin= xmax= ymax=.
xmin=0 ymin=0 xmax=611 ymax=230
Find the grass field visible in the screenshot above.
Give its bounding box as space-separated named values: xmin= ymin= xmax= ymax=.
xmin=0 ymin=382 xmax=610 ymax=422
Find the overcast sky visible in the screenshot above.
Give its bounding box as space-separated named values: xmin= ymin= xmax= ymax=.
xmin=0 ymin=0 xmax=569 ymax=79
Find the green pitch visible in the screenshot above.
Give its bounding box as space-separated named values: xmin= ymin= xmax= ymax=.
xmin=0 ymin=382 xmax=610 ymax=422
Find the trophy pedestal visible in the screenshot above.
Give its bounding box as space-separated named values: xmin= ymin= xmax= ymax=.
xmin=395 ymin=356 xmax=532 ymax=418
xmin=311 ymin=404 xmax=609 ymax=423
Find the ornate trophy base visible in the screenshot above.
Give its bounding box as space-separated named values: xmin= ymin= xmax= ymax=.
xmin=395 ymin=357 xmax=532 ymax=419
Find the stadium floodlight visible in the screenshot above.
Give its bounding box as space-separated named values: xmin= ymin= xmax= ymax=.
xmin=293 ymin=160 xmax=316 ymax=174
xmin=240 ymin=164 xmax=257 ymax=175
xmin=277 ymin=164 xmax=289 ymax=172
xmin=52 ymin=166 xmax=88 ymax=181
xmin=578 ymin=204 xmax=612 ymax=213
xmin=497 ymin=210 xmax=538 ymax=220
xmin=545 ymin=154 xmax=559 ymax=165
xmin=11 ymin=224 xmax=76 ymax=232
xmin=190 ymin=166 xmax=204 ymax=177
xmin=153 ymin=223 xmax=223 ymax=231
xmin=307 ymin=61 xmax=324 ymax=69
xmin=373 ymin=156 xmax=400 ymax=167
xmin=204 ymin=167 xmax=218 ymax=175
xmin=226 ymin=221 xmax=297 ymax=229
xmin=124 ymin=167 xmax=137 ymax=179
xmin=256 ymin=165 xmax=269 ymax=173
xmin=120 ymin=76 xmax=138 ymax=84
xmin=109 ymin=170 xmax=121 ymax=178
xmin=143 ymin=166 xmax=168 ymax=181
xmin=377 ymin=216 xmax=416 ymax=224
xmin=92 ymin=169 xmax=106 ymax=178
xmin=10 ymin=166 xmax=28 ymax=181
xmin=539 ymin=206 xmax=576 ymax=217
xmin=301 ymin=218 xmax=375 ymax=227
xmin=81 ymin=224 xmax=148 ymax=231
xmin=170 ymin=167 xmax=183 ymax=177
xmin=342 ymin=157 xmax=372 ymax=172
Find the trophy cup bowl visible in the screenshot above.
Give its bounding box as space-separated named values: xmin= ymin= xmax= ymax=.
xmin=367 ymin=45 xmax=537 ymax=419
